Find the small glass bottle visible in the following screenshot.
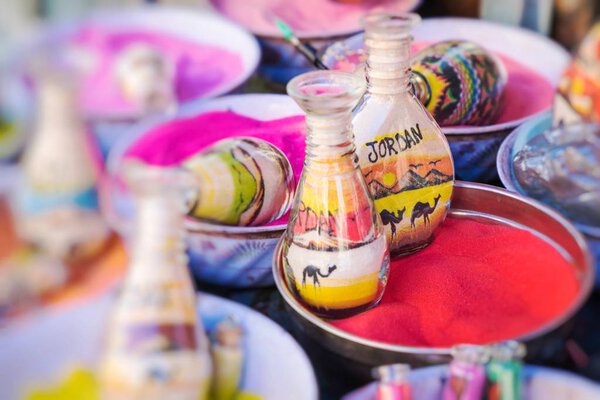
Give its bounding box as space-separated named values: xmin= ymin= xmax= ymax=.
xmin=282 ymin=70 xmax=390 ymax=319
xmin=442 ymin=344 xmax=489 ymax=400
xmin=13 ymin=67 xmax=109 ymax=261
xmin=486 ymin=341 xmax=526 ymax=400
xmin=98 ymin=163 xmax=212 ymax=400
xmin=373 ymin=364 xmax=412 ymax=400
xmin=352 ymin=13 xmax=454 ymax=257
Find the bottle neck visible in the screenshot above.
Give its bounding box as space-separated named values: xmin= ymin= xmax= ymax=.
xmin=365 ymin=33 xmax=412 ymax=96
xmin=130 ymin=193 xmax=188 ymax=270
xmin=304 ymin=111 xmax=357 ymax=172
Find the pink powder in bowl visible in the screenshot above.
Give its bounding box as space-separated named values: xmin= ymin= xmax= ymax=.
xmin=210 ymin=0 xmax=420 ymax=38
xmin=125 ymin=110 xmax=306 ymax=225
xmin=68 ymin=26 xmax=245 ymax=117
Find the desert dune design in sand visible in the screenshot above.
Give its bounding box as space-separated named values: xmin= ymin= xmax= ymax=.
xmin=362 ymin=155 xmax=453 ymax=251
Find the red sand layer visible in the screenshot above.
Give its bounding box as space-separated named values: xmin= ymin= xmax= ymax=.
xmin=330 ymin=217 xmax=580 ymax=347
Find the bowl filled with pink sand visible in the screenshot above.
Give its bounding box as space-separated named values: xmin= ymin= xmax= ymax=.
xmin=104 ymin=93 xmax=305 ymax=287
xmin=209 ymin=0 xmax=421 ymax=85
xmin=10 ymin=6 xmax=260 ymax=125
xmin=273 ymin=181 xmax=595 ymax=372
xmin=322 ymin=17 xmax=570 ymax=183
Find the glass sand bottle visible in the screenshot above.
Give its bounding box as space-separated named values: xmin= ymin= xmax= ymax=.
xmin=13 ymin=67 xmax=109 ymax=261
xmin=282 ymin=70 xmax=390 ymax=319
xmin=373 ymin=364 xmax=412 ymax=400
xmin=442 ymin=344 xmax=489 ymax=400
xmin=486 ymin=341 xmax=526 ymax=400
xmin=352 ymin=13 xmax=454 ymax=257
xmin=99 ymin=164 xmax=211 ymax=400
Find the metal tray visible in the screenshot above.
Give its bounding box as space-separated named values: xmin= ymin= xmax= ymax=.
xmin=273 ymin=181 xmax=595 ymax=377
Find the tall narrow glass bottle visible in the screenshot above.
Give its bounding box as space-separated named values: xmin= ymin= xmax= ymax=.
xmin=99 ymin=163 xmax=212 ymax=400
xmin=352 ymin=13 xmax=454 ymax=257
xmin=13 ymin=68 xmax=109 ymax=261
xmin=282 ymin=70 xmax=390 ymax=319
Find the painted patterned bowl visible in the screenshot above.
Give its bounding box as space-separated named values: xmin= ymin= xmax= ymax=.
xmin=104 ymin=94 xmax=302 ymax=287
xmin=322 ymin=18 xmax=570 ymax=183
xmin=343 ymin=365 xmax=600 ymax=400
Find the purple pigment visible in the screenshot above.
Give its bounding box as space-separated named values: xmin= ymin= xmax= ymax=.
xmin=69 ymin=26 xmax=245 ymax=116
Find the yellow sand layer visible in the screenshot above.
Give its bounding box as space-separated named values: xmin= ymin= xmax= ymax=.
xmin=374 ymin=181 xmax=454 ymax=248
xmin=294 ymin=271 xmax=380 ymax=309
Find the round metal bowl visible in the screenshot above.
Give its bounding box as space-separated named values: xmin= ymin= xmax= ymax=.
xmin=322 ymin=18 xmax=570 ymax=183
xmin=104 ymin=94 xmax=301 ymax=288
xmin=273 ymin=181 xmax=594 ymax=375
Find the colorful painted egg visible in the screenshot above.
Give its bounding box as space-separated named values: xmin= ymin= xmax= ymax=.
xmin=183 ymin=137 xmax=295 ymax=226
xmin=411 ymin=40 xmax=507 ymax=126
xmin=558 ymin=22 xmax=600 ymax=123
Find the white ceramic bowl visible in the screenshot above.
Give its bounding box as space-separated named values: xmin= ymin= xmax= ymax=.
xmin=0 ymin=291 xmax=318 ymax=400
xmin=104 ymin=94 xmax=303 ymax=287
xmin=8 ymin=5 xmax=261 ymax=122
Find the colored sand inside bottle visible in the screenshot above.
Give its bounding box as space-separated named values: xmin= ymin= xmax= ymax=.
xmin=125 ymin=111 xmax=306 ymax=225
xmin=330 ymin=217 xmax=580 ymax=347
xmin=332 ymin=42 xmax=554 ymax=127
xmin=68 ymin=26 xmax=245 ymax=116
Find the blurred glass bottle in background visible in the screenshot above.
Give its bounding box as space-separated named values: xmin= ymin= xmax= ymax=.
xmin=12 ymin=65 xmax=109 ymax=262
xmin=442 ymin=344 xmax=489 ymax=400
xmin=99 ymin=163 xmax=212 ymax=400
xmin=373 ymin=364 xmax=412 ymax=400
xmin=486 ymin=341 xmax=526 ymax=400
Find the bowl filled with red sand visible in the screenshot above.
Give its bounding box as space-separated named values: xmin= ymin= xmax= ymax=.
xmin=322 ymin=18 xmax=570 ymax=183
xmin=273 ymin=181 xmax=594 ymax=370
xmin=104 ymin=93 xmax=305 ymax=287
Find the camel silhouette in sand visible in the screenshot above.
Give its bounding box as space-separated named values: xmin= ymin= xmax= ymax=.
xmin=380 ymin=207 xmax=406 ymax=240
xmin=302 ymin=264 xmax=337 ymax=288
xmin=411 ymin=194 xmax=442 ymax=228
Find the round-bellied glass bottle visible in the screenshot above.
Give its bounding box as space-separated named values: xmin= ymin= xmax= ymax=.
xmin=282 ymin=70 xmax=390 ymax=319
xmin=352 ymin=13 xmax=454 ymax=257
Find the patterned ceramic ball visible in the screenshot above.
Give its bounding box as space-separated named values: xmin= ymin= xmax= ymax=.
xmin=183 ymin=137 xmax=295 ymax=227
xmin=411 ymin=40 xmax=507 ymax=126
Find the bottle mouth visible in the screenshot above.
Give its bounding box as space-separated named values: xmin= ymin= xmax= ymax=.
xmin=362 ymin=12 xmax=421 ymax=39
xmin=286 ymin=70 xmax=366 ymax=113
